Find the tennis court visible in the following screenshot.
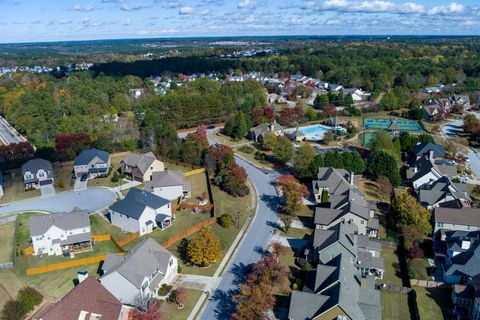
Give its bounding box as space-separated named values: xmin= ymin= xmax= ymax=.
xmin=364 ymin=118 xmax=423 ymax=132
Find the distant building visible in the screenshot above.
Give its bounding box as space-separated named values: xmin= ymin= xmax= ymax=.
xmin=120 ymin=152 xmax=164 ymax=183
xmin=248 ymin=122 xmax=284 ymax=143
xmin=21 ymin=158 xmax=54 ymax=190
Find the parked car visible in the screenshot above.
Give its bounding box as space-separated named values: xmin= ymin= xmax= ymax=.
xmin=80 ymin=174 xmax=88 ymax=182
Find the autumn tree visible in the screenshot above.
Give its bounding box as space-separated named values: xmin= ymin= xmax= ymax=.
xmin=173 ymin=287 xmax=187 ymax=308
xmin=128 ymin=300 xmax=162 ymax=320
xmin=377 ymin=176 xmax=393 ymax=203
xmin=280 ymin=214 xmax=292 ymax=233
xmin=273 ymin=136 xmax=294 ymax=164
xmin=55 ymin=132 xmax=93 ymax=161
xmin=323 ymin=103 xmax=336 ymax=117
xmin=294 ymin=143 xmax=316 ymax=179
xmin=276 ymin=175 xmax=309 ymax=216
xmin=0 ymin=141 xmax=35 ymax=170
xmin=392 ymin=193 xmax=432 ymax=235
xmin=187 ymin=227 xmax=221 ymax=267
xmin=270 ymin=241 xmax=288 ymax=262
xmin=220 ymin=164 xmax=249 ymax=197
xmin=262 ymin=131 xmax=277 ymax=150
xmin=185 ymin=125 xmax=209 ymax=148
xmin=401 ymin=224 xmax=425 ymax=251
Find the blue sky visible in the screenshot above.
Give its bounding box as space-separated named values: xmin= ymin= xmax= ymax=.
xmin=0 ymin=0 xmax=479 ymax=43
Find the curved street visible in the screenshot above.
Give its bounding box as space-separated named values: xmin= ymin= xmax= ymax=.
xmin=0 ymin=188 xmax=117 ymax=215
xmin=200 ymin=156 xmax=280 ymax=319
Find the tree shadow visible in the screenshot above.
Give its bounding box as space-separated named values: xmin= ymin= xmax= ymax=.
xmin=176 ymin=238 xmax=190 ymax=263
xmin=260 ymin=194 xmax=281 ymax=211
xmin=211 ymin=288 xmax=239 ymax=320
xmin=254 ymin=246 xmax=266 ymax=255
xmin=230 ymin=262 xmax=253 ymax=286
xmin=266 ymin=220 xmax=281 ymax=230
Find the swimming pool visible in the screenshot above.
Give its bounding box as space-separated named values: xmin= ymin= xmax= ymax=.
xmin=284 ymin=124 xmax=333 ymax=141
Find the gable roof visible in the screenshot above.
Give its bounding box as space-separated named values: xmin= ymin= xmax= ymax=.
xmin=388 ymin=121 xmax=400 ymax=130
xmin=144 ymin=170 xmax=190 ymax=192
xmin=109 ymin=188 xmax=170 ymax=220
xmin=30 ymin=208 xmax=90 ymax=237
xmin=417 ymin=176 xmax=471 ymax=206
xmin=312 ymin=167 xmax=351 ymax=195
xmin=21 ymin=158 xmax=52 ymax=175
xmin=435 ymin=207 xmax=480 ymax=227
xmin=406 ymin=156 xmax=442 ymax=183
xmin=413 ymin=142 xmax=445 ymax=158
xmin=121 ymin=152 xmax=158 ymax=174
xmin=74 ymin=149 xmax=110 ymax=166
xmin=33 ymin=277 xmax=122 ymax=320
xmin=101 ymin=238 xmax=173 ymax=289
xmin=446 ymin=241 xmax=480 ymax=278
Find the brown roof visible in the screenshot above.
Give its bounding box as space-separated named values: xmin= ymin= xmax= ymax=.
xmin=435 ymin=208 xmax=480 ymax=227
xmin=33 ymin=277 xmax=122 ymax=320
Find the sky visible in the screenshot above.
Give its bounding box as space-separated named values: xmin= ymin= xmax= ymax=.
xmin=0 ymin=0 xmax=479 ymax=43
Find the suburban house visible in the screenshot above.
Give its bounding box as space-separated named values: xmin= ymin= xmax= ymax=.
xmin=73 ymin=149 xmax=111 ymax=180
xmin=451 ymin=277 xmax=480 ymax=320
xmin=312 ymin=167 xmax=379 ymax=236
xmin=313 ymin=221 xmax=384 ymax=279
xmin=30 ymin=208 xmax=92 ymax=256
xmin=120 ymin=152 xmax=165 ymax=182
xmin=406 ymin=155 xmax=445 ymax=189
xmin=248 ymin=121 xmax=284 ymax=143
xmin=422 ymin=103 xmax=448 ymax=121
xmin=342 ymin=87 xmax=370 ymax=101
xmin=434 ymin=208 xmax=480 ymax=241
xmin=438 ymin=230 xmax=480 ymax=284
xmin=413 ymin=142 xmax=445 ymax=160
xmin=144 ymin=170 xmax=191 ymax=201
xmin=0 ymin=171 xmax=4 ymax=199
xmin=288 ymin=253 xmax=381 ymax=320
xmin=21 ymin=158 xmax=54 ymax=190
xmin=100 ymin=238 xmax=178 ymax=306
xmin=416 ymin=176 xmax=471 ymax=210
xmin=328 ymin=83 xmax=343 ymax=92
xmin=32 ymin=275 xmax=125 ymax=320
xmin=450 ymin=94 xmax=471 ymax=111
xmin=109 ymin=188 xmax=172 ymax=236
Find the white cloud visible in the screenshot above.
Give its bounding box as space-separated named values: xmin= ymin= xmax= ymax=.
xmin=238 ymin=0 xmax=256 ymax=9
xmin=323 ymin=0 xmax=395 ymax=13
xmin=123 ymin=18 xmax=132 ymax=26
xmin=119 ymin=3 xmax=150 ymax=11
xmin=179 ymin=6 xmax=194 ymax=15
xmin=157 ymin=0 xmax=181 ymax=8
xmin=428 ymin=2 xmax=465 ymax=15
xmin=72 ymin=3 xmax=96 ymax=12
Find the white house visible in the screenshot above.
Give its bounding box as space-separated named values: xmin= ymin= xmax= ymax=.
xmin=100 ymin=238 xmax=178 ymax=306
xmin=30 ymin=208 xmax=92 ymax=256
xmin=73 ymin=149 xmax=111 ymax=180
xmin=144 ymin=170 xmax=191 ymax=201
xmin=21 ymin=158 xmax=54 ymax=190
xmin=109 ymin=188 xmax=172 ymax=236
xmin=406 ymin=156 xmax=444 ymax=189
xmin=120 ymin=152 xmax=165 ymax=182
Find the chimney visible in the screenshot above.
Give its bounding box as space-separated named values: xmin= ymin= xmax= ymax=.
xmin=77 ymin=270 xmax=88 ymax=284
xmin=350 ymin=172 xmax=354 ymax=185
xmin=429 ymin=150 xmax=434 ymax=161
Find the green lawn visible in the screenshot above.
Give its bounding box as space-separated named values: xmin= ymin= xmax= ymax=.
xmin=164 ymin=162 xmax=195 ymax=173
xmin=184 ymin=173 xmax=209 ymax=205
xmin=279 ymin=227 xmax=312 ymax=239
xmin=409 ymin=258 xmax=430 ymax=281
xmin=16 ymin=212 xmax=45 ymax=251
xmin=414 ymin=286 xmax=451 ymax=320
xmin=88 ymin=154 xmax=129 ymax=188
xmin=378 ymin=246 xmax=404 ymax=286
xmin=381 ymin=291 xmax=411 ymax=320
xmin=160 ymin=289 xmax=203 ymax=320
xmin=0 ymin=176 xmax=40 ymax=204
xmin=53 ymin=163 xmax=75 ymax=192
xmin=210 ymin=132 xmax=250 ymax=147
xmin=0 ymin=221 xmax=15 ymax=263
xmin=89 ymin=213 xmax=132 ymax=242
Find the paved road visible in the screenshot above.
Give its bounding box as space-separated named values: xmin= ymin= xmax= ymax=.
xmin=0 ymin=116 xmax=26 ymax=145
xmin=0 ymin=188 xmax=116 ymax=215
xmin=200 ymin=156 xmax=280 ymax=319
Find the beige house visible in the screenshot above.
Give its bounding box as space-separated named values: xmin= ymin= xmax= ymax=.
xmin=120 ymin=152 xmax=164 ymax=182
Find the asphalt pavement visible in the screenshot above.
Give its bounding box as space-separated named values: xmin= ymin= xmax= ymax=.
xmin=200 ymin=156 xmax=280 ymax=319
xmin=0 ymin=188 xmax=117 ymax=215
xmin=0 ymin=116 xmax=25 ymax=144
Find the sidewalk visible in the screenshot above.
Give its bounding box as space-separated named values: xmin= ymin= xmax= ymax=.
xmin=109 ymin=179 xmax=142 ymax=193
xmin=187 ymin=178 xmax=259 ymax=320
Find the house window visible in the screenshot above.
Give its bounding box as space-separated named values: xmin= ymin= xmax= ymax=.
xmin=437 ymin=222 xmax=444 ymax=227
xmin=169 ymin=259 xmax=173 ymax=267
xmin=361 ymin=220 xmax=364 ymax=224
xmin=141 ymin=281 xmax=148 ymax=292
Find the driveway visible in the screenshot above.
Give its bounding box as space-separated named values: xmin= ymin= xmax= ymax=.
xmin=40 ymin=184 xmax=56 ymax=197
xmin=0 ymin=188 xmax=117 ymax=215
xmin=200 ymin=156 xmax=281 ymax=320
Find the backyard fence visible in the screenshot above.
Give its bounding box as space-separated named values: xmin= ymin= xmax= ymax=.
xmin=163 ymin=158 xmax=202 ymax=170
xmin=114 ymin=232 xmax=139 ymax=248
xmin=26 ymin=255 xmax=107 ymax=276
xmin=409 ymin=279 xmax=444 ymax=288
xmin=23 ymin=246 xmax=33 ymax=255
xmin=92 ymin=234 xmax=111 ymax=242
xmin=161 ymin=217 xmax=216 ymax=248
xmin=183 ymin=168 xmax=206 ymax=177
xmin=0 ymin=215 xmax=17 ymax=225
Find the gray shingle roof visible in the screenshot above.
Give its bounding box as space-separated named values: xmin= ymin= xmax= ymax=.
xmin=417 ymin=176 xmax=471 ymax=206
xmin=74 ymin=149 xmax=110 ymax=166
xmin=121 ymin=152 xmax=157 ymax=174
xmin=101 ymin=238 xmax=173 ymax=289
xmin=29 ymin=208 xmax=90 ymax=237
xmin=435 ymin=207 xmax=480 ymax=227
xmin=21 ymin=158 xmax=52 ymax=175
xmin=413 ymin=142 xmax=445 ymax=158
xmin=144 ymin=170 xmax=191 ymax=193
xmin=109 ymin=188 xmax=170 ymax=220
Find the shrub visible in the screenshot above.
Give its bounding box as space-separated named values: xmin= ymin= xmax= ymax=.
xmin=177 ymin=265 xmax=183 ymax=274
xmin=17 ymin=287 xmax=43 ymax=313
xmin=302 ymin=262 xmax=313 ymax=271
xmin=158 ymin=284 xmax=173 ymax=296
xmin=408 ymin=268 xmax=417 ymax=279
xmin=1 ymin=300 xmax=25 ymax=320
xmin=292 ymin=283 xmax=298 ymax=290
xmin=411 ymin=245 xmax=424 ymax=258
xmin=238 ymin=146 xmax=254 ymax=154
xmin=254 ymin=151 xmax=266 ymax=161
xmin=111 ymin=171 xmax=119 ymax=183
xmin=218 ymin=214 xmax=234 ymax=228
xmin=56 ymin=176 xmax=65 ymax=189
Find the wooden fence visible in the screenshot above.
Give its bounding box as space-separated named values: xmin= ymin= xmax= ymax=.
xmin=183 ymin=168 xmax=206 ymax=177
xmin=23 ymin=246 xmax=33 ymax=255
xmin=92 ymin=234 xmax=111 ymax=242
xmin=161 ymin=217 xmax=216 ymax=248
xmin=409 ymin=279 xmax=444 ymax=288
xmin=26 ymin=255 xmax=107 ymax=275
xmin=115 ymin=232 xmax=139 ymax=248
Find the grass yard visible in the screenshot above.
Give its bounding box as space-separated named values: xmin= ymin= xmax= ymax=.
xmin=381 ymin=291 xmax=411 ymax=320
xmin=233 ymin=144 xmax=276 ymax=170
xmin=357 ymin=177 xmax=390 ymax=203
xmin=378 ymin=246 xmax=403 ymax=286
xmin=210 ymin=132 xmax=250 ymax=147
xmin=408 ymin=258 xmax=430 ymax=281
xmin=0 ymin=174 xmax=40 ymax=204
xmin=160 ymin=289 xmax=203 ymax=320
xmin=0 ymin=221 xmax=15 ymax=263
xmin=16 ymin=212 xmax=45 ymax=251
xmin=53 ymin=163 xmax=74 ymax=192
xmin=89 ymin=213 xmax=132 ymax=242
xmin=279 ymin=227 xmax=312 ymax=239
xmin=87 ymin=154 xmax=130 ymax=188
xmin=164 ymin=162 xmax=193 ymax=172
xmin=414 ymin=286 xmax=451 ymax=320
xmin=184 ymin=173 xmax=209 ymax=205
